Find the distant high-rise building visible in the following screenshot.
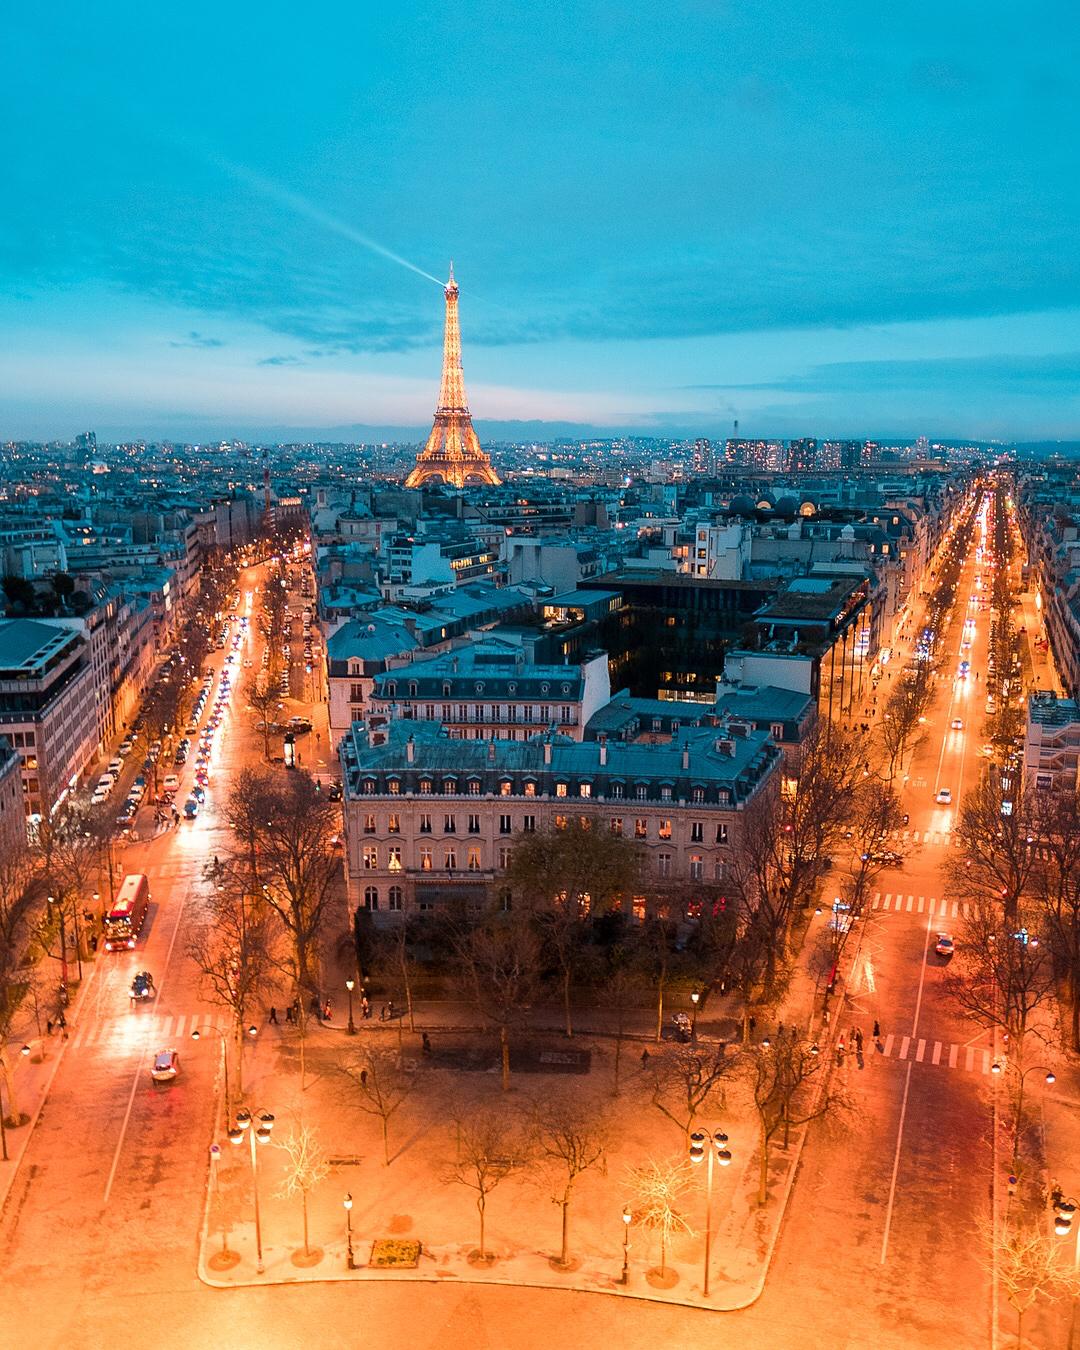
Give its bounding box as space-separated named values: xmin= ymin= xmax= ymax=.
xmin=76 ymin=430 xmax=97 ymax=454
xmin=691 ymin=438 xmax=713 ymax=475
xmin=405 ymin=265 xmax=501 ymax=490
xmin=785 ymin=438 xmax=818 ymax=473
xmin=821 ymin=440 xmax=867 ymax=471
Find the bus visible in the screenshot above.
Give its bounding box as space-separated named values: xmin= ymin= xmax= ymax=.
xmin=104 ymin=874 xmax=151 ymax=951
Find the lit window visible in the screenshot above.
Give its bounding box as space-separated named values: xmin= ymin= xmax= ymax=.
xmin=362 ymin=844 xmax=378 ymax=870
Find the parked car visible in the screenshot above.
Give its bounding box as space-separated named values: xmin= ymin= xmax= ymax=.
xmin=162 ymin=773 xmax=180 ymax=794
xmin=131 ymin=971 xmax=155 ymax=1002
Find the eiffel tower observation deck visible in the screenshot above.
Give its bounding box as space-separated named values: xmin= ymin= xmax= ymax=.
xmin=405 ymin=264 xmax=501 ymax=489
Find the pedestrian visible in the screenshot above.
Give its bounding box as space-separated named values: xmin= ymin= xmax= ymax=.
xmin=822 ymin=1007 xmax=830 ymax=1026
xmin=57 ymin=1010 xmax=67 ymax=1031
xmin=387 ymin=999 xmax=394 ymax=1020
xmin=46 ymin=1018 xmax=53 ymax=1036
xmin=422 ymin=1032 xmax=432 ymax=1055
xmin=309 ymin=995 xmax=320 ymax=1018
xmin=268 ymin=1006 xmax=278 ymax=1025
xmin=89 ymin=933 xmax=98 ymax=954
xmin=285 ymin=1004 xmax=295 ymax=1024
xmin=323 ymin=999 xmax=332 ymax=1022
xmin=748 ymin=1015 xmax=756 ymax=1035
xmin=640 ymin=1047 xmax=650 ymax=1069
xmin=361 ymin=995 xmax=370 ymax=1020
xmin=380 ymin=1003 xmax=388 ymax=1022
xmin=777 ymin=1021 xmax=785 ymax=1040
xmin=855 ymin=1028 xmax=864 ymax=1052
xmin=873 ymin=1019 xmax=881 ymax=1039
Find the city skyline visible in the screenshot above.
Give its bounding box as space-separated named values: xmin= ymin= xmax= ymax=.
xmin=4 ymin=4 xmax=1080 ymax=442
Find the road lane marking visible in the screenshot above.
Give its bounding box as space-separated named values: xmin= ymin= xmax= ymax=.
xmin=917 ymin=896 xmax=925 ymax=913
xmin=965 ymin=1047 xmax=975 ymax=1071
xmin=915 ymin=1039 xmax=926 ymax=1062
xmin=949 ymin=1044 xmax=958 ymax=1068
xmin=899 ymin=1036 xmax=910 ymax=1059
xmin=932 ymin=1041 xmax=942 ymax=1065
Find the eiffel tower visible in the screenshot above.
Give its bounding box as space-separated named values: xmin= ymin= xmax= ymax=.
xmin=405 ymin=264 xmax=501 ymax=489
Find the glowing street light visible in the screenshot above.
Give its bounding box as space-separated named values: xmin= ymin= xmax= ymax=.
xmin=228 ymin=1108 xmax=275 ymax=1273
xmin=688 ymin=1127 xmax=732 ymax=1297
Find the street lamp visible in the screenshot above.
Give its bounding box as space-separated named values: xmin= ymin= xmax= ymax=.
xmin=193 ymin=1024 xmax=258 ymax=1122
xmin=47 ymin=896 xmax=69 ymax=991
xmin=344 ymin=1192 xmax=355 ymax=1269
xmin=991 ymin=1060 xmax=1055 ymax=1168
xmin=689 ymin=989 xmax=701 ymax=1043
xmin=619 ymin=1205 xmax=632 ymax=1285
xmin=688 ymin=1127 xmax=732 ymax=1298
xmin=228 ymin=1107 xmax=275 ymax=1273
xmin=345 ymin=978 xmax=356 ymax=1035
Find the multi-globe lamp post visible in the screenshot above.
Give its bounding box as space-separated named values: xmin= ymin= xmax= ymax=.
xmin=229 ymin=1107 xmax=275 ymax=1273
xmin=689 ymin=1126 xmax=732 ymax=1298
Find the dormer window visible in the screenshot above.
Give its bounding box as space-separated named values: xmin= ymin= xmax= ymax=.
xmin=386 ymin=681 xmax=396 ymax=698
xmin=475 ymin=682 xmax=484 ymax=694
xmin=508 ymin=682 xmax=517 ymax=695
xmin=443 ymin=682 xmax=452 ymax=697
xmin=409 ymin=682 xmax=418 ymax=697
xmin=540 ymin=682 xmax=550 ymax=695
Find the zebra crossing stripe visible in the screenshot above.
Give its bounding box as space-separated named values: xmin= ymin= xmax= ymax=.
xmin=899 ymin=1036 xmax=911 ymax=1059
xmin=932 ymin=1042 xmax=943 ymax=1065
xmin=915 ymin=1039 xmax=927 ymax=1062
xmin=949 ymin=1044 xmax=959 ymax=1068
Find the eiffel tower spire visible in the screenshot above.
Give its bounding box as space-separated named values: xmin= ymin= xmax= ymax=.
xmin=405 ymin=266 xmax=501 ymax=489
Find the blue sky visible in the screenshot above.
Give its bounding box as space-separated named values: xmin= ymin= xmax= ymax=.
xmin=3 ymin=1 xmax=1079 ymax=442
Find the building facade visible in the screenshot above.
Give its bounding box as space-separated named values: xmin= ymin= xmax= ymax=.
xmin=340 ymin=719 xmax=781 ymax=923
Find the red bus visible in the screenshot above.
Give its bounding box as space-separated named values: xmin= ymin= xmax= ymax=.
xmin=104 ymin=874 xmax=151 ymax=950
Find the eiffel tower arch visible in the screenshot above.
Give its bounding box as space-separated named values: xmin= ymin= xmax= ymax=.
xmin=404 ymin=264 xmax=501 ymax=490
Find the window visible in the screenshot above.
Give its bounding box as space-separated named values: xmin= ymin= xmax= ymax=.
xmin=385 ymin=681 xmax=396 ymax=698
xmin=635 ymin=818 xmax=648 ymax=839
xmin=560 ymin=706 xmax=572 ymax=724
xmin=364 ymin=813 xmax=376 ymax=834
xmin=419 ymin=778 xmax=432 ymax=795
xmin=388 ymin=813 xmax=401 ymax=834
xmin=499 ymin=814 xmax=512 ymax=834
xmin=420 ymin=846 xmax=433 ymax=871
xmin=364 ymin=885 xmax=379 ymax=911
xmin=473 ymin=705 xmax=483 ymax=722
xmin=579 ymin=782 xmax=591 ymax=798
xmin=409 ymin=682 xmax=417 ymax=697
xmin=690 ymin=822 xmax=703 ymax=842
xmin=658 ymin=819 xmax=672 ymax=840
xmin=443 ymin=777 xmax=457 ymax=795
xmin=770 ymin=722 xmax=785 ymax=741
xmin=468 ymin=813 xmax=481 ymax=834
xmin=363 ymin=779 xmax=376 ymax=795
xmin=610 ymin=817 xmax=623 ymax=836
xmin=349 ymin=683 xmax=365 ymax=702
xmin=444 ymin=814 xmax=456 ymax=833
xmin=579 ymin=816 xmax=590 ymax=831
xmin=713 ymin=860 xmax=726 ymax=881
xmin=457 ymin=704 xmax=468 ymax=721
xmin=661 ymin=785 xmax=672 ymax=801
xmin=362 ymin=844 xmax=378 ymax=870
xmin=444 ymin=847 xmax=457 ymax=870
xmin=611 ymin=782 xmax=624 ymax=799
xmin=522 ymin=814 xmax=536 ymax=832
xmin=388 ymin=846 xmax=402 ymax=872
xmin=636 ymin=784 xmax=648 ymax=800
xmin=468 ymin=779 xmax=481 ymax=795
xmin=442 ymin=682 xmax=451 ymax=697
xmin=689 ymin=854 xmax=703 ymax=880
xmin=499 ymin=888 xmax=513 ymax=912
xmin=467 ymin=847 xmax=482 ymax=872
xmin=388 ymin=885 xmax=403 ymax=912
xmin=715 ymin=823 xmax=729 ymax=844
xmin=498 ymin=845 xmax=512 ymax=869
xmin=718 ymin=789 xmax=731 ymax=806
xmin=657 ymin=852 xmax=672 ymax=878
xmin=556 ymin=782 xmax=568 ymax=798
xmin=442 ymin=704 xmax=451 ymax=721
xmin=555 ymin=815 xmax=568 ymax=831
xmin=500 ymin=779 xmax=512 ymax=796
xmin=691 ymin=787 xmax=704 ymax=804
xmin=419 ymin=812 xmax=432 ymax=833
xmin=425 ymin=704 xmax=435 ymax=719
xmin=524 ymin=780 xmax=536 ymax=797
xmin=388 ymin=779 xmax=400 ymax=795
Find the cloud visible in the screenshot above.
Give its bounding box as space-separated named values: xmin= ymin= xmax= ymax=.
xmin=169 ymin=330 xmax=225 ymax=349
xmin=256 ymin=354 xmax=303 ymax=367
xmin=716 ymin=352 xmax=1080 ymax=396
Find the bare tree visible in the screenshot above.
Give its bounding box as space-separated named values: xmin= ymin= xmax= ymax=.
xmin=274 ymin=1123 xmax=330 ymax=1258
xmin=186 ymin=882 xmax=279 ymax=1097
xmin=878 ymin=659 xmax=936 ymax=780
xmin=0 ymin=852 xmax=38 ymax=1123
xmin=947 ymin=774 xmax=1037 ymax=924
xmin=442 ymin=1108 xmax=525 ymax=1263
xmin=651 ymin=1045 xmax=736 ymax=1142
xmin=625 ymin=1157 xmax=695 ymax=1279
xmin=979 ymin=1217 xmax=1080 ymax=1348
xmin=337 ymin=1046 xmax=414 ymax=1165
xmin=455 ymin=914 xmax=544 ymax=1092
xmin=528 ymin=1094 xmax=608 ymax=1267
xmin=1028 ymin=787 xmax=1080 ymax=1050
xmin=746 ymin=1031 xmax=841 ymax=1205
xmin=245 ymin=674 xmax=282 ymax=763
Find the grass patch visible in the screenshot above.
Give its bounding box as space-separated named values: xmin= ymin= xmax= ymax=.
xmin=369 ymin=1238 xmax=422 ymax=1268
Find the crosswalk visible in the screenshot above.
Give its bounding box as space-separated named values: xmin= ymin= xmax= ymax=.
xmin=840 ymin=1031 xmax=994 ymax=1076
xmin=871 ymin=892 xmax=971 ymax=920
xmin=68 ymin=1011 xmax=208 ymax=1053
xmin=888 ymin=828 xmax=955 ymax=847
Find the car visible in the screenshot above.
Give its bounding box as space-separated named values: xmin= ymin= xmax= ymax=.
xmin=327 ymin=781 xmax=343 ymax=801
xmin=243 ymin=658 xmax=253 ymax=667
xmin=118 ymin=740 xmax=133 ymax=757
xmin=935 ymin=933 xmax=955 ymax=958
xmin=162 ymin=773 xmax=180 ymax=794
xmin=150 ymin=1048 xmax=180 ymax=1082
xmin=951 ymin=718 xmax=964 ymax=730
xmin=936 ymin=787 xmax=952 ymax=804
xmin=288 ymin=716 xmax=312 ymax=733
xmin=96 ymin=774 xmax=114 ymax=793
xmin=91 ymin=787 xmax=109 ymax=806
xmin=868 ymin=849 xmax=903 ymax=866
xmin=130 ymin=971 xmax=155 ymax=1002
xmin=183 ymin=796 xmax=200 ymax=819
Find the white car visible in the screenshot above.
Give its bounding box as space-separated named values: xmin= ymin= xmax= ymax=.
xmin=162 ymin=773 xmax=180 ymax=794
xmin=150 ymin=1048 xmax=180 ymax=1082
xmin=951 ymin=718 xmax=963 ymax=730
xmin=936 ymin=787 xmax=952 ymax=804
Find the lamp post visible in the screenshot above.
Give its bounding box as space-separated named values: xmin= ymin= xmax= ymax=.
xmin=228 ymin=1107 xmax=275 ymax=1273
xmin=344 ymin=1192 xmax=355 ymax=1269
xmin=345 ymin=978 xmax=356 ymax=1035
xmin=619 ymin=1205 xmax=632 ymax=1285
xmin=991 ymin=1060 xmax=1055 ymax=1169
xmin=193 ymin=1024 xmax=258 ymax=1123
xmin=689 ymin=990 xmax=701 ymax=1043
xmin=689 ymin=1127 xmax=732 ymax=1298
xmin=47 ymin=896 xmax=69 ymax=990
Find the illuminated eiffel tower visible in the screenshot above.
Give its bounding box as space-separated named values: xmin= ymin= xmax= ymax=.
xmin=405 ymin=264 xmax=501 ymax=489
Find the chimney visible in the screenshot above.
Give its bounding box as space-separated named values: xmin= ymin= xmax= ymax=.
xmin=543 ymin=738 xmax=552 ymax=766
xmin=681 ymin=741 xmax=690 ymax=770
xmin=406 ymin=735 xmax=415 ymax=764
xmin=599 ymin=735 xmax=607 ymax=767
xmin=488 ymin=740 xmax=496 ymax=763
